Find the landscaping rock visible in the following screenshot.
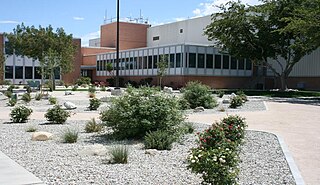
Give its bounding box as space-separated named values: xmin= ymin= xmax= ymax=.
xmin=193 ymin=106 xmax=205 ymax=112
xmin=64 ymin=91 xmax=73 ymax=95
xmin=111 ymin=88 xmax=123 ymax=96
xmin=230 ymin=93 xmax=237 ymax=99
xmin=79 ymin=144 xmax=108 ymax=156
xmin=31 ymin=131 xmax=53 ymax=141
xmin=222 ymin=99 xmax=230 ymax=104
xmin=63 ymin=101 xmax=77 ymax=110
xmin=145 ymin=149 xmax=158 ymax=156
xmin=163 ymin=86 xmax=173 ymax=94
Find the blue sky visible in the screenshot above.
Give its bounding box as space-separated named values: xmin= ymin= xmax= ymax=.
xmin=0 ymin=0 xmax=259 ymax=46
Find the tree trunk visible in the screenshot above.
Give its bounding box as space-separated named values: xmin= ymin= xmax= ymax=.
xmin=279 ymin=74 xmax=288 ymax=91
xmin=51 ymin=70 xmax=56 ymax=91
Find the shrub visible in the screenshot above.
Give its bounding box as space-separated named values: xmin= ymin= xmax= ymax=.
xmin=144 ymin=130 xmax=176 ymax=150
xmin=21 ymin=93 xmax=32 ymax=103
xmin=100 ymin=86 xmax=185 ymax=139
xmin=26 ymin=126 xmax=37 ymax=132
xmin=71 ymin=85 xmax=78 ymax=91
xmin=229 ymin=96 xmax=243 ymax=108
xmin=76 ymin=76 xmax=91 ymax=86
xmin=109 ymin=145 xmax=128 ymax=164
xmin=10 ymin=105 xmax=33 ymax=123
xmin=85 ymin=118 xmax=103 ymax=133
xmin=217 ymin=90 xmax=225 ymax=98
xmin=7 ymin=98 xmax=17 ymax=107
xmin=236 ymin=90 xmax=248 ymax=102
xmin=24 ymin=85 xmax=32 ymax=93
xmin=49 ymin=96 xmax=57 ymax=105
xmin=88 ymin=85 xmax=96 ymax=93
xmin=100 ymin=86 xmax=106 ymax=91
xmin=7 ymin=84 xmax=15 ymax=92
xmin=221 ymin=115 xmax=247 ymax=145
xmin=45 ymin=105 xmax=70 ymax=124
xmin=177 ymin=97 xmax=190 ymax=110
xmin=88 ymin=98 xmax=101 ymax=110
xmin=3 ymin=80 xmax=11 ymax=85
xmin=34 ymin=93 xmax=43 ymax=101
xmin=62 ymin=128 xmax=79 ymax=143
xmin=182 ymin=81 xmax=217 ymax=109
xmin=4 ymin=91 xmax=13 ymax=98
xmin=177 ymin=122 xmax=195 ymax=134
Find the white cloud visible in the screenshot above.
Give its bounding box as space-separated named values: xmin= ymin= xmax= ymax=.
xmin=73 ymin=17 xmax=85 ymax=21
xmin=192 ymin=0 xmax=261 ymax=17
xmin=80 ymin=30 xmax=100 ymax=46
xmin=0 ymin=20 xmax=20 ymax=24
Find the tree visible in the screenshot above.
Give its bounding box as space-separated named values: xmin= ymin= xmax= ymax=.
xmin=0 ymin=52 xmax=5 ymax=84
xmin=5 ymin=24 xmax=76 ymax=91
xmin=204 ymin=0 xmax=320 ymax=91
xmin=157 ymin=55 xmax=168 ymax=88
xmin=106 ymin=62 xmax=114 ymax=76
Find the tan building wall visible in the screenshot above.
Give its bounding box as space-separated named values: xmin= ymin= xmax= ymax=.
xmin=100 ymin=22 xmax=149 ymax=50
xmin=61 ymin=38 xmax=82 ymax=85
xmin=0 ymin=34 xmax=4 ymax=84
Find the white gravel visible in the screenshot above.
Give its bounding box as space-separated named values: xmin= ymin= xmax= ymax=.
xmin=0 ymin=120 xmax=295 ymax=185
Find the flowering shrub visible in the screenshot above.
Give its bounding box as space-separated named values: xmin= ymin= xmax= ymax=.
xmin=187 ymin=115 xmax=247 ymax=184
xmin=229 ymin=95 xmax=243 ymax=108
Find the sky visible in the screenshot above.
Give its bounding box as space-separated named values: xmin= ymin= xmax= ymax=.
xmin=0 ymin=0 xmax=260 ymax=46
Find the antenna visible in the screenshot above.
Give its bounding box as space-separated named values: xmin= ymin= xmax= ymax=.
xmin=103 ymin=9 xmax=107 ymax=24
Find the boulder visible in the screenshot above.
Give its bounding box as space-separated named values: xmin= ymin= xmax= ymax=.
xmin=63 ymin=101 xmax=77 ymax=110
xmin=79 ymin=144 xmax=108 ymax=156
xmin=145 ymin=149 xmax=158 ymax=156
xmin=163 ymin=86 xmax=173 ymax=94
xmin=230 ymin=93 xmax=237 ymax=99
xmin=31 ymin=131 xmax=53 ymax=141
xmin=222 ymin=99 xmax=230 ymax=104
xmin=193 ymin=106 xmax=205 ymax=112
xmin=111 ymin=88 xmax=123 ymax=96
xmin=65 ymin=91 xmax=73 ymax=95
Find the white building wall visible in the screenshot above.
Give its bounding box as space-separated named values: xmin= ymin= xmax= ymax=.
xmin=147 ymin=15 xmax=212 ymax=47
xmin=89 ymin=38 xmax=101 ymax=47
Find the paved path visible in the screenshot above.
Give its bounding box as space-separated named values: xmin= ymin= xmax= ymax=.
xmin=188 ymin=100 xmax=320 ymax=185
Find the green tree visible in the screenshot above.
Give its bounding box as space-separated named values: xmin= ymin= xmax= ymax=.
xmin=157 ymin=54 xmax=168 ymax=88
xmin=106 ymin=62 xmax=114 ymax=76
xmin=5 ymin=24 xmax=76 ymax=91
xmin=0 ymin=52 xmax=5 ymax=84
xmin=205 ymin=0 xmax=320 ymax=91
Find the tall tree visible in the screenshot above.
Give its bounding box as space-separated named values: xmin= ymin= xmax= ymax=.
xmin=0 ymin=52 xmax=5 ymax=84
xmin=5 ymin=24 xmax=76 ymax=90
xmin=205 ymin=0 xmax=320 ymax=91
xmin=157 ymin=55 xmax=168 ymax=88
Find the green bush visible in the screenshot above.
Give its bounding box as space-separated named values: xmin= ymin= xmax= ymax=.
xmin=71 ymin=85 xmax=78 ymax=91
xmin=85 ymin=118 xmax=103 ymax=133
xmin=88 ymin=85 xmax=96 ymax=93
xmin=34 ymin=93 xmax=43 ymax=101
xmin=76 ymin=77 xmax=91 ymax=86
xmin=177 ymin=97 xmax=190 ymax=110
xmin=100 ymin=86 xmax=106 ymax=91
xmin=10 ymin=105 xmax=33 ymax=123
xmin=229 ymin=96 xmax=243 ymax=108
xmin=109 ymin=145 xmax=128 ymax=164
xmin=217 ymin=90 xmax=225 ymax=98
xmin=187 ymin=115 xmax=247 ymax=184
xmin=7 ymin=98 xmax=17 ymax=107
xmin=100 ymin=86 xmax=185 ymax=139
xmin=182 ymin=81 xmax=217 ymax=109
xmin=62 ymin=128 xmax=79 ymax=143
xmin=88 ymin=98 xmax=101 ymax=110
xmin=144 ymin=130 xmax=176 ymax=150
xmin=7 ymin=84 xmax=15 ymax=92
xmin=49 ymin=96 xmax=57 ymax=105
xmin=4 ymin=91 xmax=13 ymax=98
xmin=236 ymin=90 xmax=248 ymax=102
xmin=178 ymin=122 xmax=195 ymax=134
xmin=26 ymin=126 xmax=37 ymax=132
xmin=21 ymin=93 xmax=32 ymax=103
xmin=45 ymin=105 xmax=70 ymax=124
xmin=24 ymin=85 xmax=32 ymax=93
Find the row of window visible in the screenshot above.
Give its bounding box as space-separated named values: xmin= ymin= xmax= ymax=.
xmin=5 ymin=66 xmax=60 ymax=79
xmin=97 ymin=53 xmax=182 ymax=71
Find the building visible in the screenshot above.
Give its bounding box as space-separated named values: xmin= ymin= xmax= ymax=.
xmin=1 ymin=15 xmax=320 ymax=90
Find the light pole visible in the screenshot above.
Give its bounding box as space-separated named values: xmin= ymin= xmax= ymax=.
xmin=115 ymin=0 xmax=120 ymax=88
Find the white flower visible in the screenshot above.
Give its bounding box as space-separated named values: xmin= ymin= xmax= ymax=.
xmin=219 ymin=158 xmax=226 ymax=163
xmin=191 ymin=160 xmax=196 ymax=163
xmin=213 ymin=156 xmax=217 ymax=161
xmin=198 ymin=154 xmax=202 ymax=158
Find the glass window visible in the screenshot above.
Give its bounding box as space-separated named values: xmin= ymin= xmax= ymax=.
xmin=143 ymin=56 xmax=148 ymax=69
xmin=215 ymin=55 xmax=221 ymax=69
xmin=238 ymin=59 xmax=245 ymax=70
xmin=223 ymin=55 xmax=229 ymax=69
xmin=189 ymin=53 xmax=196 ymax=68
xmin=148 ymin=56 xmax=153 ymax=69
xmin=153 ymin=55 xmax=158 ymax=68
xmin=25 ymin=67 xmax=33 ymax=79
xmin=246 ymin=59 xmax=252 ymax=70
xmin=96 ymin=61 xmax=100 ymax=71
xmin=206 ymin=54 xmax=213 ymax=68
xmin=198 ymin=54 xmax=205 ymax=68
xmin=15 ymin=66 xmax=23 ymax=79
xmin=134 ymin=57 xmax=138 ymax=69
xmin=231 ymin=57 xmax=237 ymax=69
xmin=176 ymin=53 xmax=181 ymax=67
xmin=153 ymin=36 xmax=159 ymax=41
xmin=5 ymin=66 xmax=13 ymax=79
xmin=54 ymin=67 xmax=60 ymax=79
xmin=129 ymin=58 xmax=134 ymax=69
xmin=35 ymin=67 xmax=42 ymax=79
xmin=169 ymin=54 xmax=175 ymax=68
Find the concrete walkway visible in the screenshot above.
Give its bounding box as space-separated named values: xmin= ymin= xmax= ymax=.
xmin=0 ymin=151 xmax=44 ymax=185
xmin=188 ymin=100 xmax=320 ymax=185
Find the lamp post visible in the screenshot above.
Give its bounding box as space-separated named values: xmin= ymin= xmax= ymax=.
xmin=115 ymin=0 xmax=120 ymax=88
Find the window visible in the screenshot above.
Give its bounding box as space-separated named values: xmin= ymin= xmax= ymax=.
xmin=153 ymin=36 xmax=159 ymax=41
xmin=206 ymin=54 xmax=213 ymax=68
xmin=143 ymin=56 xmax=148 ymax=69
xmin=223 ymin=55 xmax=229 ymax=69
xmin=189 ymin=53 xmax=196 ymax=68
xmin=134 ymin=57 xmax=138 ymax=69
xmin=246 ymin=59 xmax=252 ymax=70
xmin=5 ymin=41 xmax=13 ymax=55
xmin=130 ymin=58 xmax=134 ymax=69
xmin=198 ymin=54 xmax=205 ymax=68
xmin=179 ymin=29 xmax=183 ymax=33
xmin=153 ymin=55 xmax=158 ymax=68
xmin=35 ymin=67 xmax=42 ymax=79
xmin=176 ymin=53 xmax=181 ymax=67
xmin=148 ymin=56 xmax=153 ymax=69
xmin=25 ymin=67 xmax=33 ymax=79
xmin=96 ymin=61 xmax=100 ymax=71
xmin=54 ymin=67 xmax=60 ymax=79
xmin=5 ymin=66 xmax=13 ymax=79
xmin=15 ymin=66 xmax=23 ymax=79
xmin=215 ymin=55 xmax=221 ymax=69
xmin=231 ymin=57 xmax=237 ymax=69
xmin=138 ymin=57 xmax=143 ymax=69
xmin=238 ymin=59 xmax=245 ymax=70
xmin=102 ymin=60 xmax=106 ymax=71
xmin=169 ymin=54 xmax=175 ymax=68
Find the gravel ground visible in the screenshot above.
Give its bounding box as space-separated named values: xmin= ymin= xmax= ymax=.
xmin=0 ymin=120 xmax=295 ymax=185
